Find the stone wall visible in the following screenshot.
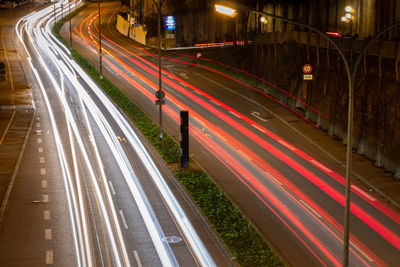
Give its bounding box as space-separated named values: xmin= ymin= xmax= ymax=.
xmin=251 ymin=33 xmax=400 ymax=176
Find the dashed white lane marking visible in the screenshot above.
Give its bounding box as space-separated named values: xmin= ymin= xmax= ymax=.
xmin=352 ymin=185 xmax=376 ymax=202
xmin=133 ymin=250 xmax=142 ymax=267
xmin=44 ymin=210 xmax=51 ymax=220
xmin=40 ymin=168 xmax=46 ymax=175
xmin=36 ymin=131 xmax=42 ymax=136
xmin=37 ymin=138 xmax=42 ymax=144
xmin=278 ymin=139 xmax=297 ymax=151
xmin=299 ymin=199 xmax=322 ymax=218
xmin=38 ymin=147 xmax=43 ymax=153
xmin=36 ymin=123 xmax=40 ymax=128
xmin=265 ymin=171 xmax=283 ymax=186
xmin=229 ymin=110 xmax=241 ymax=118
xmin=119 ymin=210 xmax=128 ymax=229
xmin=309 ymin=159 xmax=332 ymax=173
xmin=46 ymin=250 xmax=53 ymax=264
xmin=42 ymin=180 xmax=48 ymax=189
xmin=40 ymin=157 xmax=46 ymax=164
xmin=45 ymin=229 xmax=52 ymax=240
xmin=350 ymin=240 xmax=374 ymax=262
xmin=108 ymin=181 xmax=116 ymax=195
xmin=42 ymin=195 xmax=49 ymax=203
xmin=238 ymin=150 xmax=251 ymax=161
xmin=210 ymin=100 xmax=221 ymax=107
xmin=251 ymin=124 xmax=266 ymax=133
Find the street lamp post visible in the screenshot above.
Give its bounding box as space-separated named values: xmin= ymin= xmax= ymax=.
xmin=98 ymin=0 xmax=102 ymax=79
xmin=152 ymin=0 xmax=166 ymax=140
xmin=215 ymin=2 xmax=400 ymax=266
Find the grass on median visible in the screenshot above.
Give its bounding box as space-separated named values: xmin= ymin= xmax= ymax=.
xmin=53 ymin=9 xmax=283 ymax=266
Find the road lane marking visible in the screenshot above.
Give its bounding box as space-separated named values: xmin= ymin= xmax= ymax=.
xmin=108 ymin=181 xmax=116 ymax=195
xmin=180 ymin=73 xmax=188 ymax=79
xmin=38 ymin=147 xmax=43 ymax=153
xmin=42 ymin=195 xmax=49 ymax=203
xmin=40 ymin=168 xmax=46 ymax=175
xmin=299 ymin=199 xmax=322 ymax=218
xmin=229 ymin=110 xmax=241 ymax=118
xmin=278 ymin=140 xmax=297 ymax=151
xmin=309 ymin=159 xmax=332 ymax=173
xmin=251 ymin=111 xmax=268 ymax=122
xmin=36 ymin=123 xmax=41 ymax=128
xmin=238 ymin=150 xmax=251 ymax=161
xmin=349 ymin=240 xmax=374 ymax=262
xmin=251 ymin=124 xmax=266 ymax=133
xmin=45 ymin=229 xmax=52 ymax=240
xmin=37 ymin=138 xmax=42 ymax=144
xmin=210 ymin=100 xmax=220 ymax=107
xmin=2 ymin=28 xmax=14 ymax=92
xmin=351 ymin=185 xmax=376 ymax=202
xmin=42 ymin=180 xmax=48 ymax=188
xmin=119 ymin=210 xmax=128 ymax=229
xmin=133 ymin=250 xmax=142 ymax=267
xmin=45 ymin=250 xmax=53 ymax=264
xmin=44 ymin=210 xmax=51 ymax=220
xmin=40 ymin=157 xmax=46 ymax=163
xmin=265 ymin=171 xmax=283 ymax=186
xmin=0 ymin=111 xmax=15 ymax=145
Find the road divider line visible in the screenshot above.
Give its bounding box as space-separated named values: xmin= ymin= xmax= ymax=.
xmin=0 ymin=111 xmax=15 ymax=145
xmin=45 ymin=229 xmax=52 ymax=240
xmin=42 ymin=180 xmax=48 ymax=188
xmin=45 ymin=250 xmax=53 ymax=264
xmin=119 ymin=210 xmax=128 ymax=230
xmin=133 ymin=250 xmax=142 ymax=267
xmin=44 ymin=210 xmax=51 ymax=220
xmin=40 ymin=168 xmax=46 ymax=175
xmin=40 ymin=156 xmax=46 ymax=163
xmin=108 ymin=180 xmax=116 ymax=195
xmin=42 ymin=194 xmax=49 ymax=203
xmin=299 ymin=199 xmax=322 ymax=218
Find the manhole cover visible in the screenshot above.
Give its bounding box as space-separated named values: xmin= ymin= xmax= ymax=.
xmin=162 ymin=236 xmax=182 ymax=243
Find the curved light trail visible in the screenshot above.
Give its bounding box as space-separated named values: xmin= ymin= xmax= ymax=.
xmin=17 ymin=2 xmax=215 ymax=266
xmin=68 ymin=4 xmax=400 ymax=266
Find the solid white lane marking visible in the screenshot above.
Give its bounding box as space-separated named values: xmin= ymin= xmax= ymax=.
xmin=309 ymin=159 xmax=332 ymax=173
xmin=350 ymin=240 xmax=374 ymax=262
xmin=45 ymin=250 xmax=53 ymax=264
xmin=44 ymin=210 xmax=51 ymax=220
xmin=42 ymin=195 xmax=49 ymax=203
xmin=38 ymin=147 xmax=43 ymax=153
xmin=278 ymin=139 xmax=297 ymax=151
xmin=0 ymin=111 xmax=15 ymax=145
xmin=119 ymin=210 xmax=128 ymax=229
xmin=351 ymin=185 xmax=376 ymax=202
xmin=133 ymin=250 xmax=143 ymax=267
xmin=45 ymin=229 xmax=52 ymax=240
xmin=251 ymin=111 xmax=268 ymax=122
xmin=42 ymin=180 xmax=48 ymax=188
xmin=36 ymin=123 xmax=41 ymax=128
xmin=40 ymin=157 xmax=46 ymax=163
xmin=40 ymin=168 xmax=46 ymax=175
xmin=299 ymin=199 xmax=322 ymax=218
xmin=37 ymin=138 xmax=42 ymax=144
xmin=108 ymin=181 xmax=116 ymax=195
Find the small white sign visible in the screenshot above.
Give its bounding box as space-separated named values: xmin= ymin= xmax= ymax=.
xmin=303 ymin=74 xmax=313 ymax=80
xmin=166 ymin=33 xmax=175 ymax=39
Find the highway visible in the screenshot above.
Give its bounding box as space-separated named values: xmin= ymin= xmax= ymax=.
xmin=64 ymin=2 xmax=400 ymax=266
xmin=14 ymin=1 xmax=220 ymax=266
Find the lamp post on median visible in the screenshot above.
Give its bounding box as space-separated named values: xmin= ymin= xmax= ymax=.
xmin=98 ymin=0 xmax=102 ymax=79
xmin=215 ymin=2 xmax=400 ymax=266
xmin=152 ymin=0 xmax=166 ymax=140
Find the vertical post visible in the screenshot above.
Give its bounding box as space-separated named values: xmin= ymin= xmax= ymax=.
xmin=157 ymin=3 xmax=163 ymax=140
xmin=98 ymin=0 xmax=102 ymax=79
xmin=343 ymin=72 xmax=354 ymax=267
xmin=180 ymin=110 xmax=189 ymax=168
xmin=69 ymin=1 xmax=72 ymax=47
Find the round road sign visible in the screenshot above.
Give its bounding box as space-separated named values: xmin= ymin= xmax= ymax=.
xmin=302 ymin=64 xmax=312 ymax=74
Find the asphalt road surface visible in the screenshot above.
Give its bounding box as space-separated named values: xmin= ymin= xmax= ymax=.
xmin=0 ymin=1 xmax=231 ymax=266
xmin=63 ymin=1 xmax=400 ymax=266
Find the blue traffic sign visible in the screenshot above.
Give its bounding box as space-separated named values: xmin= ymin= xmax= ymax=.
xmin=165 ymin=16 xmax=175 ymax=30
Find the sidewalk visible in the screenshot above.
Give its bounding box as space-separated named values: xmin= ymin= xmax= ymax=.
xmin=0 ymin=9 xmax=35 ymax=219
xmin=167 ymin=48 xmax=400 ymax=210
